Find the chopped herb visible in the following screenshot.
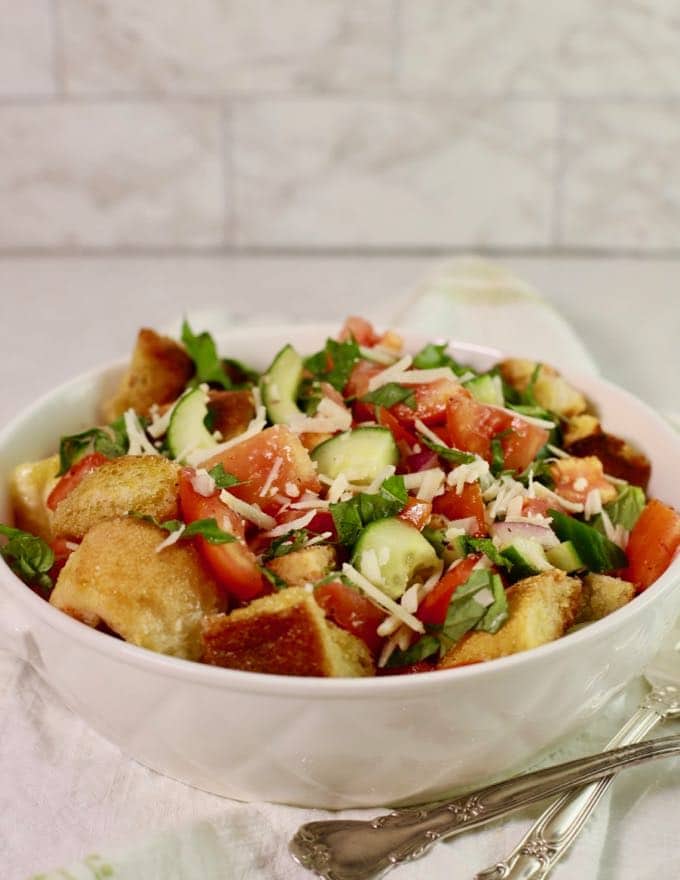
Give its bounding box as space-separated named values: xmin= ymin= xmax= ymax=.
xmin=129 ymin=513 xmax=235 ymax=545
xmin=58 ymin=415 xmax=128 ymax=475
xmin=604 ymin=485 xmax=646 ymax=531
xmin=411 ymin=342 xmax=473 ymax=378
xmin=207 ymin=464 xmax=240 ymax=489
xmin=0 ymin=524 xmax=54 ymax=594
xmin=516 ymin=458 xmax=554 ymax=488
xmin=330 ymin=475 xmax=407 ymax=546
xmin=520 ymin=363 xmax=543 ymax=407
xmin=388 ymin=570 xmax=508 ymax=666
xmin=304 ymin=337 xmax=360 ymax=392
xmin=465 ymin=537 xmax=511 ymax=570
xmin=263 ymin=529 xmax=310 ymax=561
xmin=420 ymin=436 xmax=477 ymax=466
xmin=361 ymin=383 xmax=416 ymax=411
xmin=261 ymin=566 xmax=288 ymax=590
xmin=490 ymin=429 xmax=513 ymax=477
xmin=181 ymin=319 xmax=233 ymax=389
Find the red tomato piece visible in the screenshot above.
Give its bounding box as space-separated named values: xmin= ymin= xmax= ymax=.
xmin=179 ymin=468 xmax=266 ymax=603
xmin=446 ymin=395 xmax=548 ymax=472
xmin=626 ymin=499 xmax=680 ymax=590
xmin=203 ymin=425 xmax=320 ymax=515
xmin=314 ymin=581 xmax=386 ymax=654
xmin=398 ymin=498 xmax=432 ymax=531
xmin=46 ymin=452 xmax=109 ymax=511
xmin=392 ymin=379 xmax=466 ymax=426
xmin=344 ymin=360 xmax=382 ymax=398
xmin=417 ymin=556 xmax=480 ymax=627
xmin=338 ymin=316 xmax=379 ymax=346
xmin=432 ymin=483 xmax=487 ymax=535
xmin=49 ymin=536 xmax=76 ymax=579
xmin=376 ymin=406 xmax=418 ymax=452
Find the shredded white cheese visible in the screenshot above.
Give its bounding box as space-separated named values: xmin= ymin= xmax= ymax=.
xmin=416 ymin=468 xmax=446 ymax=502
xmin=187 ymin=398 xmax=267 ymax=466
xmin=445 ymin=517 xmax=478 ymax=536
xmin=263 ymin=509 xmax=316 ymax=538
xmin=289 ymin=492 xmax=330 ymax=510
xmin=303 ymin=531 xmax=333 ymax=548
xmin=378 ymin=626 xmax=413 ymax=668
xmin=219 ymin=489 xmax=276 ymax=530
xmin=362 ymin=465 xmax=397 ymax=495
xmin=532 ymin=482 xmax=585 ymax=514
xmin=367 ymin=355 xmax=413 ymax=392
xmin=485 ymin=403 xmax=555 ymax=430
xmin=485 ymin=475 xmax=528 ymax=521
xmin=547 ymin=444 xmax=570 ymax=459
xmin=259 ymin=456 xmax=283 ymax=498
xmin=124 ymin=409 xmax=160 ymax=456
xmin=285 ymin=481 xmax=300 ymax=498
xmin=64 ymin=541 xmax=80 ymax=552
xmin=287 ymin=397 xmax=352 ymax=435
xmin=584 ymin=488 xmax=603 ymax=520
xmin=326 ymin=473 xmax=351 ymax=504
xmin=358 ymin=345 xmax=400 ymax=366
xmin=342 ymin=563 xmax=425 ymax=634
xmin=360 ymin=548 xmax=384 ymax=586
xmin=573 ymin=476 xmax=589 ymax=493
xmin=414 ymin=419 xmax=449 ymax=449
xmin=190 ymin=468 xmax=217 ymax=497
xmin=155 ymin=524 xmax=186 ymax=553
xmin=447 ymin=458 xmax=490 ymax=495
xmin=388 ymin=367 xmax=458 ymax=386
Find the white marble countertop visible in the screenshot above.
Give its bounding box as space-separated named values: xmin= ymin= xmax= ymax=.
xmin=1 ymin=254 xmax=679 ymax=878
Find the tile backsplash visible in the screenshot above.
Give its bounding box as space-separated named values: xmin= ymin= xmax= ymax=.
xmin=2 ymin=0 xmax=680 ymax=254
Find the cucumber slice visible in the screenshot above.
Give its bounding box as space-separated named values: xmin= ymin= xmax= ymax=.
xmin=311 ymin=428 xmax=398 ymax=485
xmin=260 ymin=344 xmax=304 ymax=425
xmin=464 ymin=373 xmax=504 ymax=406
xmin=549 ymin=509 xmax=627 ymax=573
xmin=423 ymin=526 xmax=468 ymax=565
xmin=500 ymin=538 xmax=553 ymax=579
xmin=167 ymin=387 xmax=217 ymax=461
xmin=546 ymin=540 xmax=585 ymax=573
xmin=352 ymin=517 xmax=440 ymax=599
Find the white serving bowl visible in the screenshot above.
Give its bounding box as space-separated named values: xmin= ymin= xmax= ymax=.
xmin=1 ymin=324 xmax=679 ymax=810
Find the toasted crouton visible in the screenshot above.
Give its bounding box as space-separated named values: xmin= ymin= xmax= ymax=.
xmin=563 ymin=414 xmax=601 ymax=447
xmin=102 ymin=328 xmax=193 ymax=422
xmin=207 ymin=390 xmax=255 ymax=441
xmin=499 ymin=359 xmax=587 ymax=418
xmin=52 ymin=454 xmax=180 ymax=539
xmin=565 ymin=432 xmax=651 ymax=491
xmin=438 ymin=570 xmax=582 ymax=669
xmin=267 ymin=546 xmax=336 ymax=587
xmin=50 ymin=517 xmax=223 ymax=659
xmin=549 ymin=456 xmax=618 ymax=504
xmin=9 ymin=454 xmax=60 ymax=541
xmin=576 ymin=574 xmax=635 ymax=624
xmin=202 ymin=587 xmax=374 ymax=677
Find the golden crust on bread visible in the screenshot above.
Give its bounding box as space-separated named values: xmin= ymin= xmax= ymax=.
xmin=438 ymin=570 xmax=582 ymax=669
xmin=267 ymin=546 xmax=336 ymax=587
xmin=576 ymin=573 xmax=635 ymax=623
xmin=207 ymin=390 xmax=255 ymax=442
xmin=499 ymin=359 xmax=587 ymax=418
xmin=9 ymin=454 xmax=60 ymax=541
xmin=202 ymin=587 xmax=374 ymax=677
xmin=50 ymin=517 xmax=223 ymax=659
xmin=51 ymin=454 xmax=180 ymax=539
xmin=102 ymin=328 xmax=193 ymax=422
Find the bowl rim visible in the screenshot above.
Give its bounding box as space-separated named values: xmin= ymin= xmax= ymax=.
xmin=2 ymin=322 xmax=680 ymax=700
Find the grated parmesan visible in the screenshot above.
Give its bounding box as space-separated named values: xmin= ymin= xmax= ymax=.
xmin=367 ymin=355 xmax=413 ymax=392
xmin=532 ymin=481 xmax=585 ymax=514
xmin=190 ymin=468 xmax=217 ymax=497
xmin=263 ymin=509 xmax=316 ymax=538
xmin=342 ymin=563 xmax=425 ymax=633
xmin=447 ymin=458 xmax=490 ymax=495
xmin=486 ymin=404 xmax=556 ymax=430
xmin=287 ymin=397 xmax=352 ymax=435
xmin=155 ymin=524 xmax=186 ymax=553
xmin=124 ymin=409 xmax=160 ymax=456
xmin=259 ymin=456 xmax=283 ymax=498
xmin=187 ymin=399 xmax=267 ymax=467
xmin=219 ymin=489 xmax=276 ymax=530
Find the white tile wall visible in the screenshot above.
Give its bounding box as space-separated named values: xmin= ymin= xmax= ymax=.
xmin=1 ymin=1 xmax=680 ymax=253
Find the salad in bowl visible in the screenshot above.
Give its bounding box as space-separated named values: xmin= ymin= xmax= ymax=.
xmin=4 ymin=316 xmax=679 ymax=681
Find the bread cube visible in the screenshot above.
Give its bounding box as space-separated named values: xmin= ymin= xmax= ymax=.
xmin=52 ymin=454 xmax=180 ymax=539
xmin=438 ymin=570 xmax=582 ymax=669
xmin=9 ymin=454 xmax=60 ymax=541
xmin=50 ymin=517 xmax=223 ymax=659
xmin=576 ymin=573 xmax=635 ymax=623
xmin=202 ymin=587 xmax=374 ymax=677
xmin=102 ymin=328 xmax=193 ymax=422
xmin=499 ymin=359 xmax=587 ymax=418
xmin=267 ymin=545 xmax=336 ymax=587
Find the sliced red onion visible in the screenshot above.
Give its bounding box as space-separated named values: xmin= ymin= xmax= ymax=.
xmin=405 ymin=449 xmax=439 ymax=473
xmin=491 ymin=521 xmax=560 ymax=549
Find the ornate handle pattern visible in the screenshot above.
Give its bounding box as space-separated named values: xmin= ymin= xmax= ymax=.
xmin=475 ymin=684 xmax=680 ymax=880
xmin=290 ymin=726 xmax=680 ymax=880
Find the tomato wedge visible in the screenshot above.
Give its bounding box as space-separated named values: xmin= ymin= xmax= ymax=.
xmin=179 ymin=468 xmax=266 ymax=603
xmin=446 ymin=395 xmax=549 ymax=472
xmin=46 ymin=452 xmax=109 ymax=511
xmin=626 ymin=499 xmax=680 ymax=590
xmin=433 ymin=483 xmax=487 ymax=535
xmin=398 ymin=498 xmax=432 ymax=531
xmin=314 ymin=581 xmax=386 ymax=654
xmin=417 ymin=555 xmax=480 ymax=627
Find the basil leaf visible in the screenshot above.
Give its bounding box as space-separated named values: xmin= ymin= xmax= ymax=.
xmin=304 ymin=338 xmax=360 ymax=392
xmin=58 ymin=415 xmax=129 ymax=475
xmin=183 ymin=518 xmax=236 ymax=544
xmin=263 ymin=529 xmax=310 ymax=561
xmin=420 ymin=436 xmax=477 ymax=466
xmin=490 ymin=435 xmax=505 ymax=476
xmin=549 ymin=509 xmax=627 ymax=572
xmin=0 ymin=524 xmax=54 ymax=594
xmin=207 ymin=464 xmax=240 ymax=489
xmin=181 ymin=319 xmax=233 ymax=389
xmin=465 ymin=537 xmax=511 ymax=570
xmin=422 ymin=525 xmax=447 ymax=555
xmin=476 ymin=572 xmax=509 ymax=633
xmin=386 ymin=635 xmax=440 ymax=667
xmin=520 ymin=363 xmax=543 ymax=407
xmin=361 ymin=383 xmax=416 ymax=411
xmin=330 ymin=475 xmax=407 ymax=546
xmin=261 ymin=566 xmax=288 ymax=591
xmin=604 ymin=485 xmax=646 ymax=531
xmin=411 ymin=342 xmax=473 ymax=377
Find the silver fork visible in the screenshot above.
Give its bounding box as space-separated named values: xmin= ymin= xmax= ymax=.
xmin=475 ymin=628 xmax=680 ymax=880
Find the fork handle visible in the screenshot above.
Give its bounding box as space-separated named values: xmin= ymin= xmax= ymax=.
xmin=475 ymin=685 xmax=680 ymax=880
